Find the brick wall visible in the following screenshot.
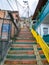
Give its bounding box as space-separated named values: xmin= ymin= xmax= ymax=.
xmin=0 ymin=11 xmax=5 ymax=18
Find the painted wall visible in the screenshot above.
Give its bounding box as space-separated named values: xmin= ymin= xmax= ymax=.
xmin=0 ymin=19 xmax=3 ymax=36
xmin=36 ymin=23 xmax=49 ymax=37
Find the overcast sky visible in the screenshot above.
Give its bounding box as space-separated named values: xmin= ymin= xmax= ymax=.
xmin=0 ymin=0 xmax=39 ymax=17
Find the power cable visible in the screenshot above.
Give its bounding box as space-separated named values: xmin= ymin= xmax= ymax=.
xmin=16 ymin=0 xmax=25 ymax=8
xmin=21 ymin=7 xmax=28 ymax=16
xmin=15 ymin=0 xmax=31 ymax=17
xmin=28 ymin=3 xmax=32 ymax=14
xmin=15 ymin=0 xmax=27 ymax=17
xmin=7 ymin=0 xmax=14 ymax=11
xmin=15 ymin=0 xmax=19 ymax=11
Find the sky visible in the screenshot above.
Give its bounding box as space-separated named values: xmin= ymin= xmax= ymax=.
xmin=0 ymin=0 xmax=39 ymax=17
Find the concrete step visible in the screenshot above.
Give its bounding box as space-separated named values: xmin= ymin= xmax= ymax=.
xmin=6 ymin=55 xmax=36 ymax=60
xmin=8 ymin=50 xmax=34 ymax=54
xmin=38 ymin=50 xmax=44 ymax=54
xmin=37 ymin=48 xmax=42 ymax=50
xmin=11 ymin=44 xmax=33 ymax=48
xmin=10 ymin=47 xmax=34 ymax=51
xmin=16 ymin=40 xmax=36 ymax=42
xmin=40 ymin=54 xmax=46 ymax=59
xmin=7 ymin=54 xmax=35 ymax=56
xmin=16 ymin=37 xmax=34 ymax=40
xmin=4 ymin=60 xmax=37 ymax=65
xmin=13 ymin=41 xmax=37 ymax=44
xmin=41 ymin=59 xmax=49 ymax=65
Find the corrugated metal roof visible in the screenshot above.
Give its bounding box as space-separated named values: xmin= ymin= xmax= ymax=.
xmin=32 ymin=0 xmax=47 ymax=20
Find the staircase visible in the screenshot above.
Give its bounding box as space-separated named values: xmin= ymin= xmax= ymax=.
xmin=3 ymin=27 xmax=49 ymax=65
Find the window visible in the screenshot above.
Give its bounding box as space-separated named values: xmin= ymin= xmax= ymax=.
xmin=43 ymin=28 xmax=48 ymax=35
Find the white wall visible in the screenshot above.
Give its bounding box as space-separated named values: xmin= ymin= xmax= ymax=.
xmin=36 ymin=23 xmax=49 ymax=37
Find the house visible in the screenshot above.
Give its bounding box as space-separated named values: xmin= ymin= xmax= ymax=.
xmin=0 ymin=10 xmax=20 ymax=61
xmin=32 ymin=0 xmax=49 ymax=42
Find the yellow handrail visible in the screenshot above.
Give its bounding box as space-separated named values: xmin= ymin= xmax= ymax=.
xmin=31 ymin=29 xmax=49 ymax=63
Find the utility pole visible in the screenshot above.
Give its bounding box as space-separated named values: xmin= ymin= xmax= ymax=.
xmin=27 ymin=2 xmax=29 ymax=19
xmin=27 ymin=4 xmax=29 ymax=22
xmin=23 ymin=1 xmax=29 ymax=22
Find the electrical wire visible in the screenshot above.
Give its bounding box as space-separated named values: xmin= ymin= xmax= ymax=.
xmin=15 ymin=0 xmax=32 ymax=17
xmin=16 ymin=0 xmax=25 ymax=8
xmin=7 ymin=0 xmax=32 ymax=17
xmin=15 ymin=0 xmax=19 ymax=11
xmin=15 ymin=0 xmax=25 ymax=11
xmin=28 ymin=3 xmax=32 ymax=14
xmin=21 ymin=7 xmax=28 ymax=16
xmin=15 ymin=0 xmax=27 ymax=17
xmin=7 ymin=0 xmax=14 ymax=11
